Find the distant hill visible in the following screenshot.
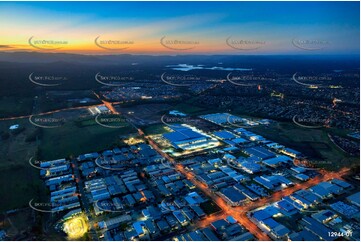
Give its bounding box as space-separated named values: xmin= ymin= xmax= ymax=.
xmin=0 ymin=52 xmax=359 ymax=97
xmin=0 ymin=51 xmax=359 ymax=68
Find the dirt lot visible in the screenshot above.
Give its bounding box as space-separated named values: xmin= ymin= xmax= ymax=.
xmin=116 ymin=103 xmax=173 ymax=126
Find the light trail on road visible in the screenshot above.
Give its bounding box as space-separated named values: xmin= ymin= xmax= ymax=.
xmin=142 ymin=131 xmax=271 ymax=240
xmin=0 ymin=92 xmax=122 ymax=122
xmin=0 ymin=104 xmax=101 ymax=121
xmin=93 ymin=91 xmax=119 ymax=114
xmin=139 ymin=127 xmax=350 ymax=241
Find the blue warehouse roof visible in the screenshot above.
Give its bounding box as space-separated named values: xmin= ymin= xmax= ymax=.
xmin=262 ymin=217 xmax=279 ymax=229
xmin=263 ymin=155 xmax=292 ymax=166
xmin=244 ymin=146 xmax=276 ymax=160
xmin=277 ymin=200 xmax=296 ymax=212
xmin=302 ymin=217 xmax=336 ymax=240
xmin=213 ymin=130 xmax=237 ymax=140
xmin=220 ymin=187 xmax=247 ymax=203
xmin=163 ymin=126 xmax=205 ymax=143
xmin=253 ymin=209 xmax=272 ymax=221
xmin=347 ymin=192 xmax=360 ymax=207
xmin=284 ymin=148 xmax=301 ymax=154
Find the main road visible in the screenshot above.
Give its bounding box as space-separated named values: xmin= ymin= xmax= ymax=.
xmin=0 ymin=91 xmax=121 ymax=121
xmin=140 ymin=127 xmax=350 ymax=241
xmin=140 ymin=129 xmax=271 ymax=240
xmin=71 ymin=159 xmax=98 ymax=241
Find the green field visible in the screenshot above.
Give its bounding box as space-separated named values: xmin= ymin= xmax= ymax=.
xmin=173 ymin=102 xmax=208 ymax=115
xmin=0 ymin=166 xmax=46 ymax=212
xmin=0 ymin=118 xmax=47 ymax=212
xmin=0 ymin=96 xmax=33 ymax=118
xmin=39 ymin=117 xmax=135 ymax=160
xmin=143 ymin=123 xmax=169 ymax=136
xmin=0 ymin=114 xmax=135 ymax=212
xmin=251 ymin=122 xmax=359 ymax=170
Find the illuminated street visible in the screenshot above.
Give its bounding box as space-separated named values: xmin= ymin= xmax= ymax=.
xmin=143 ymin=127 xmax=352 ymax=241
xmin=0 ymin=2 xmax=359 ymax=241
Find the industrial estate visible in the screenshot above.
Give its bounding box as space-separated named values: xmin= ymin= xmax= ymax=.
xmin=28 ymin=111 xmax=359 ymax=241
xmin=0 ymin=1 xmax=359 ymax=241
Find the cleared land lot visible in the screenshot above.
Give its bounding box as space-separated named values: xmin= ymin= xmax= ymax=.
xmin=0 ymin=118 xmax=44 ymax=212
xmin=251 ymin=122 xmax=359 ymax=171
xmin=38 ymin=116 xmax=135 ymax=160
xmin=0 ymin=96 xmax=34 ymax=118
xmin=0 ymin=110 xmax=135 ymax=212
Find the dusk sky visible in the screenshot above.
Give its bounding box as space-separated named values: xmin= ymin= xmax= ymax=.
xmin=0 ymin=1 xmax=359 ymax=55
